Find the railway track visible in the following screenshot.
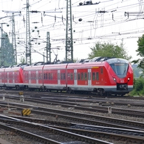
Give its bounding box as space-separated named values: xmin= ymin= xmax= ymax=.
xmin=1 ymin=89 xmax=144 ymax=101
xmin=1 ymin=115 xmax=144 ymax=144
xmin=10 ymin=116 xmax=144 ymax=137
xmin=2 ymin=95 xmax=144 ymax=118
xmin=1 ymin=90 xmax=144 ymax=143
xmin=1 ymin=90 xmax=144 ymax=108
xmin=0 ymin=114 xmax=111 ymax=144
xmin=0 ymin=101 xmax=144 ymax=131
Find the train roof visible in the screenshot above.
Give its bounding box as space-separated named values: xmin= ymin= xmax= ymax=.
xmin=106 ymin=58 xmax=129 ymax=64
xmin=4 ymin=66 xmax=22 ymax=72
xmin=1 ymin=57 xmax=129 ymax=70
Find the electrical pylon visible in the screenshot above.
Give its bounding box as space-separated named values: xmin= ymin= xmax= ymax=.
xmin=46 ymin=32 xmax=51 ymax=63
xmin=65 ymin=0 xmax=73 ymax=62
xmin=26 ymin=0 xmax=31 ymax=65
xmin=12 ymin=13 xmax=17 ymax=65
xmin=0 ymin=24 xmax=3 ymax=66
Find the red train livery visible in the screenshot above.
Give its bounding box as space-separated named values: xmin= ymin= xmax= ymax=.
xmin=0 ymin=58 xmax=133 ymax=95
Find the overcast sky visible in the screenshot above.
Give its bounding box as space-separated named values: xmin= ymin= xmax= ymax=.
xmin=0 ymin=0 xmax=143 ymax=63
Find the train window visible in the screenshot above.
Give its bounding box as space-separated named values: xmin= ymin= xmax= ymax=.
xmin=96 ymin=72 xmax=99 ymax=80
xmin=50 ymin=73 xmax=53 ymax=79
xmin=92 ymin=72 xmax=95 ymax=80
xmin=39 ymin=73 xmax=40 ymax=79
xmin=61 ymin=73 xmax=65 ymax=80
xmin=39 ymin=73 xmax=41 ymax=79
xmin=101 ymin=67 xmax=103 ymax=74
xmin=44 ymin=73 xmax=45 ymax=79
xmin=64 ymin=73 xmax=65 ymax=80
xmin=85 ymin=73 xmax=87 ymax=80
xmin=48 ymin=73 xmax=50 ymax=79
xmin=81 ymin=73 xmax=83 ymax=80
xmin=78 ymin=73 xmax=80 ymax=80
xmin=46 ymin=73 xmax=47 ymax=79
xmin=67 ymin=73 xmax=70 ymax=80
xmin=70 ymin=73 xmax=73 ymax=80
xmin=61 ymin=73 xmax=63 ymax=80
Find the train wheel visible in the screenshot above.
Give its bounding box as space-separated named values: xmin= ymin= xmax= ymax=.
xmin=99 ymin=89 xmax=104 ymax=96
xmin=16 ymin=86 xmax=20 ymax=90
xmin=67 ymin=89 xmax=72 ymax=94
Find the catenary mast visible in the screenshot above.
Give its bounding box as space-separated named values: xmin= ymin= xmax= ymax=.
xmin=12 ymin=13 xmax=17 ymax=65
xmin=65 ymin=0 xmax=73 ymax=62
xmin=26 ymin=0 xmax=31 ymax=64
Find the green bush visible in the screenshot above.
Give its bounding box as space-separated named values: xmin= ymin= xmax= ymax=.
xmin=130 ymin=78 xmax=144 ymax=96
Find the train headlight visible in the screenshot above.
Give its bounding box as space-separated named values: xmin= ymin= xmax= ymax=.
xmin=113 ymin=77 xmax=116 ymax=81
xmin=128 ymin=77 xmax=130 ymax=81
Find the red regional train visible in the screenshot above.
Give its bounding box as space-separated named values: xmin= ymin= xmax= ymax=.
xmin=0 ymin=57 xmax=133 ymax=96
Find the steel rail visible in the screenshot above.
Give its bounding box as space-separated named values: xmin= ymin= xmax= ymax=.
xmin=0 ymin=114 xmax=112 ymax=144
xmin=0 ymin=101 xmax=144 ymax=130
xmin=1 ymin=116 xmax=144 ymax=143
xmin=3 ymin=95 xmax=144 ymax=118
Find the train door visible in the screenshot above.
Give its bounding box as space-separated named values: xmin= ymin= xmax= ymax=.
xmin=91 ymin=67 xmax=100 ymax=86
xmin=23 ymin=70 xmax=29 ymax=84
xmin=31 ymin=71 xmax=36 ymax=84
xmin=38 ymin=70 xmax=43 ymax=84
xmin=77 ymin=69 xmax=88 ymax=86
xmin=67 ymin=69 xmax=74 ymax=85
xmin=9 ymin=72 xmax=13 ymax=83
xmin=60 ymin=69 xmax=66 ymax=85
xmin=100 ymin=67 xmax=104 ymax=85
xmin=7 ymin=72 xmax=9 ymax=83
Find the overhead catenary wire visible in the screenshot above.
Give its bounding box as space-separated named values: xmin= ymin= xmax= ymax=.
xmin=0 ymin=0 xmax=143 ymax=62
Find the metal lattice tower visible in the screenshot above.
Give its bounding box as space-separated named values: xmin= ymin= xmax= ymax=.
xmin=65 ymin=0 xmax=73 ymax=61
xmin=12 ymin=13 xmax=17 ymax=65
xmin=0 ymin=24 xmax=3 ymax=66
xmin=46 ymin=32 xmax=51 ymax=63
xmin=26 ymin=0 xmax=31 ymax=64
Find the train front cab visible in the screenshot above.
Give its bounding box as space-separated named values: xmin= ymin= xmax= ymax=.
xmin=106 ymin=58 xmax=133 ymax=95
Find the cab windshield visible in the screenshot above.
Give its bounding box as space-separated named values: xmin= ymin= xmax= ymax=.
xmin=110 ymin=63 xmax=128 ymax=77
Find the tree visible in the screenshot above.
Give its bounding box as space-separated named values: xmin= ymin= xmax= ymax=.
xmin=19 ymin=56 xmax=26 ymax=64
xmin=88 ymin=41 xmax=131 ymax=60
xmin=132 ymin=34 xmax=144 ymax=69
xmin=1 ymin=32 xmax=14 ymax=66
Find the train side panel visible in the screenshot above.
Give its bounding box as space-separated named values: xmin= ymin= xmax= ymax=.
xmin=23 ymin=65 xmax=44 ymax=89
xmin=67 ymin=62 xmax=106 ymax=91
xmin=43 ymin=64 xmax=67 ymax=90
